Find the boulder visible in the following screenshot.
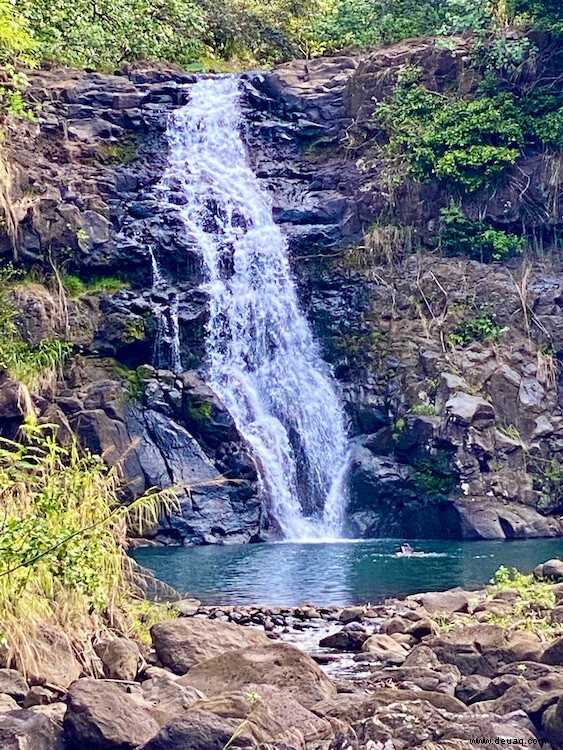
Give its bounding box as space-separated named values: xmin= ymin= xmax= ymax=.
xmin=0 ymin=696 xmax=19 ymax=714
xmin=0 ymin=669 xmax=29 ymax=701
xmin=0 ymin=709 xmax=64 ymax=750
xmin=445 ymin=393 xmax=495 ymax=426
xmin=413 ymin=588 xmax=480 ymax=615
xmin=541 ymin=695 xmax=563 ymax=749
xmin=64 ymin=678 xmax=160 ymax=749
xmin=140 ymin=673 xmax=203 ymax=726
xmin=97 ymin=638 xmax=140 ymax=681
xmin=139 ymin=708 xmax=253 ymax=750
xmin=361 ymin=633 xmax=409 ymax=664
xmin=315 ymin=687 xmax=467 ymax=723
xmin=369 ymin=664 xmax=461 ymax=696
xmin=178 ymin=642 xmax=336 ymax=707
xmin=455 ymin=674 xmax=493 ymax=704
xmin=180 ymin=371 xmax=239 ymax=448
xmin=542 ymin=559 xmax=563 ymax=581
xmin=338 ymin=606 xmax=366 ymax=624
xmin=319 ymin=629 xmax=368 ymax=652
xmin=424 ymin=625 xmax=543 ymax=676
xmin=174 ymin=599 xmax=201 ymax=617
xmin=23 ymin=686 xmax=54 ymax=708
xmin=542 ymin=637 xmax=563 ymax=666
xmin=195 ymin=686 xmax=332 ymax=743
xmin=21 ymin=625 xmax=81 ymax=689
xmin=0 ymin=379 xmax=35 ymax=426
xmin=151 ymin=618 xmax=270 ymax=674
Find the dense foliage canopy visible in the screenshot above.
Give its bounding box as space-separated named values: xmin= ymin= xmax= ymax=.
xmin=0 ymin=0 xmax=560 ymax=69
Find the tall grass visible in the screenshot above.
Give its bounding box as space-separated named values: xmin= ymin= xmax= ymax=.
xmin=0 ymin=421 xmax=178 ymax=677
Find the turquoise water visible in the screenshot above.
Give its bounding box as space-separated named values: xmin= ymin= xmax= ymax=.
xmin=131 ymin=538 xmax=563 ymax=606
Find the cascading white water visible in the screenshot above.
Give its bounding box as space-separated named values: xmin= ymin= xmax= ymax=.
xmin=160 ymin=76 xmax=350 ymax=540
xmin=150 ymin=247 xmax=182 ymax=372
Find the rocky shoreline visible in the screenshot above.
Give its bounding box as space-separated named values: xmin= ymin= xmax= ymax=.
xmin=1 ymin=557 xmax=563 ymax=748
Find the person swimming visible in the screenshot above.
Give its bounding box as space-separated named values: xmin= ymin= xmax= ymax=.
xmin=395 ymin=542 xmax=419 ymax=557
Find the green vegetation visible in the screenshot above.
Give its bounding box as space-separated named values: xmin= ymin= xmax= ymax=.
xmin=105 ymin=360 xmax=148 ymax=401
xmin=410 ymin=403 xmax=436 ymax=416
xmin=375 ymin=74 xmax=525 ymax=193
xmin=94 ymin=138 xmax=139 ymax=166
xmin=392 ymin=416 xmax=406 ymax=442
xmin=0 ymin=0 xmax=560 ymax=70
xmin=489 ymin=565 xmax=560 ymax=633
xmin=413 ymin=453 xmax=458 ymax=498
xmin=448 ymin=305 xmax=503 ymax=347
xmin=0 ymin=421 xmax=178 ymax=673
xmin=536 ymin=458 xmax=563 ymax=514
xmin=439 ymin=204 xmax=525 ymax=262
xmin=0 ymin=268 xmax=71 ymax=393
xmin=187 ymin=400 xmax=213 ymax=422
xmin=14 ymin=0 xmax=206 ymax=70
xmin=62 ymin=274 xmax=129 ymax=298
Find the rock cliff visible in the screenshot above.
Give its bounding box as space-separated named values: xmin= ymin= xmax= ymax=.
xmin=1 ymin=34 xmax=562 ymax=541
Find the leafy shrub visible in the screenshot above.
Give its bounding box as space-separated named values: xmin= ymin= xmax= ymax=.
xmin=0 ymin=0 xmax=35 ymax=64
xmin=410 ymin=403 xmax=436 ymax=415
xmin=413 ymin=453 xmax=458 ymax=497
xmin=0 ymin=422 xmax=178 ymax=673
xmin=448 ymin=305 xmax=503 ymax=347
xmin=375 ymin=78 xmax=525 ymax=192
xmin=491 ymin=565 xmax=561 ymax=633
xmin=535 ymin=457 xmax=563 ymax=514
xmin=439 ymin=204 xmax=525 ymax=262
xmin=305 ymin=0 xmax=448 ymax=54
xmin=16 ymin=0 xmax=206 ymax=69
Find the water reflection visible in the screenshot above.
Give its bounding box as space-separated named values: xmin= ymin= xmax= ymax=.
xmin=131 ymin=537 xmax=563 ymax=606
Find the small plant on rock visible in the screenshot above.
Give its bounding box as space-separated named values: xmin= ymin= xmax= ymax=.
xmin=490 ymin=565 xmax=558 ymax=633
xmin=439 ymin=203 xmax=525 ymax=263
xmin=448 ymin=305 xmax=504 ymax=347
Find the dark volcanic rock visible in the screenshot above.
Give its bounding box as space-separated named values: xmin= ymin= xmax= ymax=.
xmin=0 ymin=709 xmax=65 ymax=750
xmin=64 ymin=678 xmax=159 ymax=749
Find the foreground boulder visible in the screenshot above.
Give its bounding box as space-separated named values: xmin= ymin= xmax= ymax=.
xmin=0 ymin=669 xmax=29 ymax=700
xmin=139 ymin=709 xmax=253 ymax=750
xmin=179 ymin=642 xmax=337 ymax=707
xmin=195 ymin=686 xmax=333 ymax=744
xmin=0 ymin=709 xmax=64 ymax=750
xmin=542 ymin=637 xmax=563 ymax=666
xmin=139 ymin=672 xmax=203 ymax=726
xmin=64 ymin=679 xmax=159 ymax=749
xmin=20 ymin=625 xmax=81 ymax=689
xmin=315 ymin=687 xmax=467 ymax=723
xmin=424 ymin=625 xmax=543 ymax=676
xmin=539 ymin=694 xmax=563 ymax=749
xmin=330 ymin=698 xmax=537 ymax=749
xmin=151 ymin=618 xmax=270 ymax=674
xmin=97 ymin=637 xmax=141 ymax=681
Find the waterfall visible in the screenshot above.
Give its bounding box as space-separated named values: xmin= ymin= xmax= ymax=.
xmin=160 ymin=76 xmax=350 ymax=540
xmin=150 ymin=247 xmax=182 ymax=373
